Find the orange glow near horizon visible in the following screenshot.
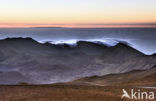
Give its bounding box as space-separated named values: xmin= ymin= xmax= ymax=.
xmin=0 ymin=24 xmax=156 ymax=28
xmin=0 ymin=0 xmax=156 ymax=28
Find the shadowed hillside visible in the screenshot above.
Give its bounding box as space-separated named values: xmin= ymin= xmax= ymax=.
xmin=0 ymin=38 xmax=156 ymax=84
xmin=69 ymin=65 xmax=156 ymax=86
xmin=0 ymin=38 xmax=156 ymax=101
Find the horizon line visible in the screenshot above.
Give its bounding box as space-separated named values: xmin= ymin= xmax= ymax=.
xmin=0 ymin=23 xmax=156 ymax=28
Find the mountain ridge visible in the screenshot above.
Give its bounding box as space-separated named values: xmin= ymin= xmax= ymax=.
xmin=0 ymin=37 xmax=144 ymax=52
xmin=0 ymin=37 xmax=156 ymax=84
xmin=0 ymin=37 xmax=154 ymax=56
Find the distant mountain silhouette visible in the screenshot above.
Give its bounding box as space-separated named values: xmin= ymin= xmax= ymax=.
xmin=33 ymin=27 xmax=63 ymax=28
xmin=0 ymin=38 xmax=156 ymax=84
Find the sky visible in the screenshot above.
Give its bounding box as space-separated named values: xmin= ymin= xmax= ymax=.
xmin=0 ymin=0 xmax=156 ymax=28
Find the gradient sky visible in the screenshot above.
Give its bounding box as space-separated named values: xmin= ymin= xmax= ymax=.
xmin=0 ymin=0 xmax=156 ymax=28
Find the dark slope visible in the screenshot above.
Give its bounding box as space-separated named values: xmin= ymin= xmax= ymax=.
xmin=0 ymin=38 xmax=156 ymax=84
xmin=69 ymin=65 xmax=156 ymax=86
xmin=0 ymin=71 xmax=34 ymax=84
